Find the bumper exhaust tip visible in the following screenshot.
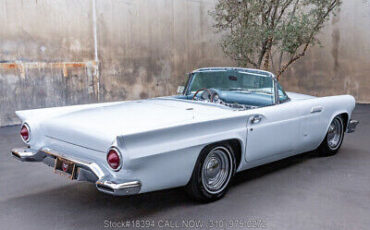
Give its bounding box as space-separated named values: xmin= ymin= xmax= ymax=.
xmin=96 ymin=180 xmax=141 ymax=196
xmin=11 ymin=148 xmax=43 ymax=162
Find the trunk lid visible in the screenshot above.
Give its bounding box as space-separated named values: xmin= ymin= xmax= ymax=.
xmin=40 ymin=99 xmax=198 ymax=151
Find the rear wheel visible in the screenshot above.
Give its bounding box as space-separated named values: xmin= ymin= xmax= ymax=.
xmin=186 ymin=143 xmax=235 ymax=202
xmin=317 ymin=115 xmax=345 ymax=156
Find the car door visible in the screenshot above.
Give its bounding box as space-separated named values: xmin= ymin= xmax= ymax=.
xmin=245 ymin=102 xmax=301 ymax=162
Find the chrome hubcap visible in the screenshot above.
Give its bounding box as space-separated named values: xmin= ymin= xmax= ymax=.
xmin=201 ymin=147 xmax=232 ymax=194
xmin=327 ymin=118 xmax=343 ymax=150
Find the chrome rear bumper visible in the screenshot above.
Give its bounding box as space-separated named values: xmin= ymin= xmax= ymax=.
xmin=96 ymin=180 xmax=141 ymax=196
xmin=11 ymin=148 xmax=45 ymax=161
xmin=11 ymin=148 xmax=141 ymax=196
xmin=347 ymin=119 xmax=359 ymax=133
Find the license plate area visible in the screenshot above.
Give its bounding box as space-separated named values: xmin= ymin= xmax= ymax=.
xmin=54 ymin=157 xmax=76 ymax=180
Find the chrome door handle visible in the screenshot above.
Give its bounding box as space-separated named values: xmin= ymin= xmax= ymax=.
xmin=250 ymin=115 xmax=262 ymax=124
xmin=311 ymin=106 xmax=323 ymax=113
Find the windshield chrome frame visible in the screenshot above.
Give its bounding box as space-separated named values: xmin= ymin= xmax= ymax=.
xmin=182 ymin=67 xmax=287 ymax=106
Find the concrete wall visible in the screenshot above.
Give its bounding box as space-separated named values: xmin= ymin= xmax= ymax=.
xmin=0 ymin=0 xmax=369 ymax=126
xmin=0 ymin=0 xmax=232 ymax=126
xmin=96 ymin=0 xmax=232 ymax=101
xmin=280 ymin=0 xmax=370 ymax=103
xmin=0 ymin=0 xmax=99 ymax=126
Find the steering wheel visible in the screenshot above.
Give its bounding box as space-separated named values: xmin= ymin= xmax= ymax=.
xmin=192 ymin=88 xmax=214 ymax=102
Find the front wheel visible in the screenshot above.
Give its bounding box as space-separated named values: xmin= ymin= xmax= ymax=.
xmin=317 ymin=115 xmax=345 ymax=156
xmin=186 ymin=143 xmax=235 ymax=202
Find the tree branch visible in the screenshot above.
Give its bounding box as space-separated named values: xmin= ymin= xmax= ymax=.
xmin=277 ymin=0 xmax=339 ymax=79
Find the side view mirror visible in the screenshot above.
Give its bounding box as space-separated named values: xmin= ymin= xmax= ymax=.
xmin=177 ymin=86 xmax=185 ymax=94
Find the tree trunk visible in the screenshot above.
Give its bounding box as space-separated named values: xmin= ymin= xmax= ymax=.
xmin=277 ymin=73 xmax=282 ymax=81
xmin=263 ymin=38 xmax=273 ymax=70
xmin=263 ymin=51 xmax=270 ymax=70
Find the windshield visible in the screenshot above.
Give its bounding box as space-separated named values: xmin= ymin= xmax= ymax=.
xmin=187 ymin=70 xmax=275 ymax=105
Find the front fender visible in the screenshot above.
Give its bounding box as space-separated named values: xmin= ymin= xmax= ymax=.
xmin=315 ymin=95 xmax=355 ymax=149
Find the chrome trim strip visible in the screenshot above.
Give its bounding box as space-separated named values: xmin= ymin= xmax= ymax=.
xmin=311 ymin=106 xmax=323 ymax=113
xmin=237 ymin=71 xmax=270 ymax=78
xmin=192 ymin=67 xmax=275 ymax=78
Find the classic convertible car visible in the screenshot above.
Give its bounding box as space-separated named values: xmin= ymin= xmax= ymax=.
xmin=12 ymin=67 xmax=358 ymax=202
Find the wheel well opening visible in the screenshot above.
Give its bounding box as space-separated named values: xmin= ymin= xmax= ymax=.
xmin=200 ymin=139 xmax=243 ymax=171
xmin=339 ymin=113 xmax=349 ymax=131
xmin=226 ymin=139 xmax=242 ymax=170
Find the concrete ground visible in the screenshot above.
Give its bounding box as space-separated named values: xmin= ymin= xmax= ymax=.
xmin=0 ymin=105 xmax=369 ymax=230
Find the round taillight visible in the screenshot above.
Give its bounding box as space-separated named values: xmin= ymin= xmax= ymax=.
xmin=20 ymin=124 xmax=30 ymax=142
xmin=107 ymin=148 xmax=121 ymax=171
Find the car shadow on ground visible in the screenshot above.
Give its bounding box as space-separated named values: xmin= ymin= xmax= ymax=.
xmin=4 ymin=151 xmax=317 ymax=218
xmin=1 ymin=151 xmax=321 ymax=230
xmin=232 ymin=150 xmax=317 ymax=187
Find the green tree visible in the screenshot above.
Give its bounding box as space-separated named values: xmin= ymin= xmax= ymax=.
xmin=211 ymin=0 xmax=341 ymax=79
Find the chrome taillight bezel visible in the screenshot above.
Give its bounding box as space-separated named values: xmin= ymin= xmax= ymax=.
xmin=20 ymin=123 xmax=31 ymax=143
xmin=106 ymin=147 xmax=122 ymax=171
